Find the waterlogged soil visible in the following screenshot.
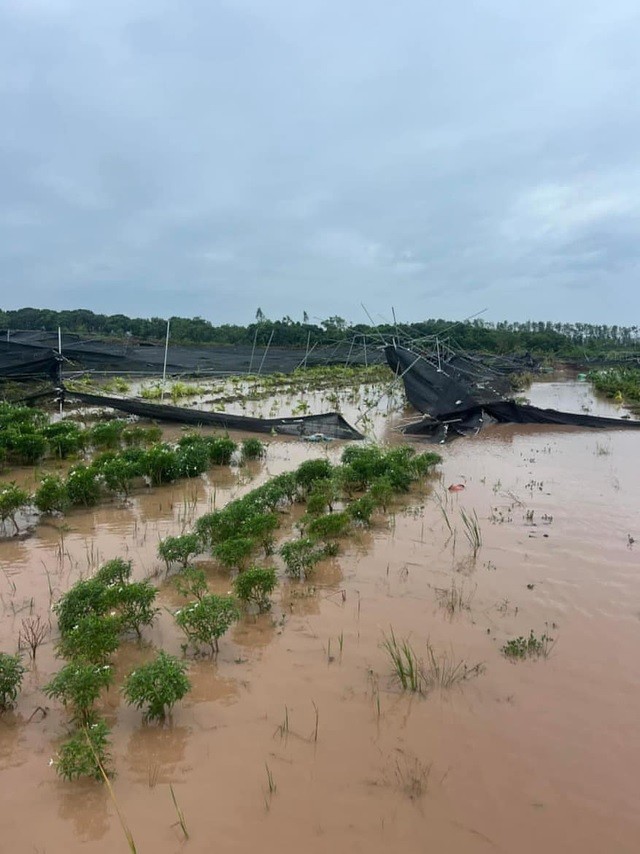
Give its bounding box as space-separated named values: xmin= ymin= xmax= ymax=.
xmin=1 ymin=380 xmax=639 ymax=853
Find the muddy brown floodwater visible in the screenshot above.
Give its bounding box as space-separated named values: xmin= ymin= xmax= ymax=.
xmin=1 ymin=378 xmax=639 ymax=853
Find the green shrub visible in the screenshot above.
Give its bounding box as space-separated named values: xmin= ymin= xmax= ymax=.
xmin=0 ymin=482 xmax=30 ymax=534
xmin=66 ymin=465 xmax=102 ymax=506
xmin=0 ymin=653 xmax=26 ymax=710
xmin=56 ymin=615 xmax=121 ymax=664
xmin=306 ymin=511 xmax=351 ymax=540
xmin=158 ymin=533 xmax=202 ymax=570
xmin=346 ymin=494 xmax=376 ymax=525
xmin=143 ymin=444 xmax=180 ymax=485
xmin=240 ymin=512 xmax=279 ymax=555
xmin=241 ymin=438 xmax=266 ymax=460
xmin=234 ymin=566 xmax=277 ymax=612
xmin=174 ymin=566 xmax=209 ymax=601
xmin=122 ymin=424 xmax=162 ymax=446
xmin=34 ymin=475 xmax=69 ymax=514
xmin=340 ymin=446 xmax=386 ymax=487
xmin=411 ymin=451 xmax=442 ymax=476
xmin=280 ymin=538 xmax=325 ymax=579
xmin=53 ymin=718 xmax=112 ymax=781
xmin=107 ymin=581 xmax=159 ymax=638
xmin=307 ymin=477 xmax=339 ymax=516
xmin=213 ymin=536 xmax=255 ymax=570
xmin=369 ymin=476 xmax=395 ymax=512
xmin=11 ymin=431 xmax=47 ymax=464
xmin=43 ymin=422 xmax=85 ymax=458
xmin=98 ymin=457 xmax=141 ymax=496
xmin=44 ymin=661 xmax=114 ymax=723
xmin=295 ymin=458 xmax=333 ymax=492
xmin=89 ymin=419 xmax=126 ymax=450
xmin=54 ymin=578 xmax=109 ymax=637
xmin=175 ymin=594 xmax=239 ymax=654
xmin=123 ymin=651 xmax=191 ymax=722
xmin=205 ymin=436 xmax=237 ymax=465
xmin=94 ymin=557 xmax=132 ymax=587
xmin=176 ymin=440 xmax=210 ymax=477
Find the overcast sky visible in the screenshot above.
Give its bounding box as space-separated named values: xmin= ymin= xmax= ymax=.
xmin=1 ymin=0 xmax=639 ymax=327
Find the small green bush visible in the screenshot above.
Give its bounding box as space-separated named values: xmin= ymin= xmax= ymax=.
xmin=122 ymin=424 xmax=162 ymax=446
xmin=158 ymin=533 xmax=202 ymax=570
xmin=34 ymin=475 xmax=69 ymax=514
xmin=66 ymin=465 xmax=102 ymax=507
xmin=306 ymin=511 xmax=351 ymax=541
xmin=107 ymin=581 xmax=159 ymax=638
xmin=174 ymin=566 xmax=209 ymax=601
xmin=234 ymin=566 xmax=277 ymax=612
xmin=0 ymin=482 xmax=30 ymax=534
xmin=175 ymin=594 xmax=239 ymax=654
xmin=44 ymin=661 xmax=114 ymax=723
xmin=54 ymin=578 xmax=109 ymax=637
xmin=56 ymin=615 xmax=121 ymax=664
xmin=89 ymin=420 xmax=126 ymax=450
xmin=143 ymin=444 xmax=180 ymax=485
xmin=11 ymin=431 xmax=47 ymax=464
xmin=53 ymin=718 xmax=112 ymax=781
xmin=43 ymin=422 xmax=85 ymax=458
xmin=369 ymin=476 xmax=395 ymax=512
xmin=205 ymin=436 xmax=237 ymax=465
xmin=241 ymin=438 xmax=266 ymax=461
xmin=94 ymin=557 xmax=132 ymax=587
xmin=346 ymin=494 xmax=376 ymax=525
xmin=177 ymin=439 xmax=210 ymax=478
xmin=123 ymin=652 xmax=191 ymax=722
xmin=0 ymin=653 xmax=26 ymax=710
xmin=98 ymin=457 xmax=141 ymax=496
xmin=295 ymin=458 xmax=333 ymax=492
xmin=213 ymin=536 xmax=255 ymax=570
xmin=280 ymin=538 xmax=325 ymax=579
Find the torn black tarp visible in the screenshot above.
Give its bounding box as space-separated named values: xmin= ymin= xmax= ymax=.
xmin=67 ymin=390 xmax=364 ymax=440
xmin=386 ymin=343 xmax=640 ymax=438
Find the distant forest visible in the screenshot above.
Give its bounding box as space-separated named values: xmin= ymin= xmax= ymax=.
xmin=1 ymin=307 xmax=638 ymax=356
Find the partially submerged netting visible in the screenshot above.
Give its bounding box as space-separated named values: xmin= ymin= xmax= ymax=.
xmin=385 ymin=343 xmax=640 ymax=438
xmin=68 ymin=391 xmax=364 ymax=440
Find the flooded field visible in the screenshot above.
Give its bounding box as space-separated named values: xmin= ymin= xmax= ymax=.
xmin=1 ymin=376 xmax=639 ymax=853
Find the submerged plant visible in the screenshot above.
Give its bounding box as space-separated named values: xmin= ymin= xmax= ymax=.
xmin=53 ymin=718 xmax=113 ymax=781
xmin=158 ymin=533 xmax=202 ymax=570
xmin=233 ymin=566 xmax=277 ymax=612
xmin=502 ymin=630 xmax=555 ymax=660
xmin=34 ymin=475 xmax=69 ymax=514
xmin=174 ymin=566 xmax=209 ymax=600
xmin=175 ymin=595 xmax=239 ymax=655
xmin=44 ymin=661 xmax=114 ymax=723
xmin=122 ymin=651 xmax=191 ymax=722
xmin=56 ymin=615 xmax=121 ymax=664
xmin=241 ymin=438 xmax=266 ymax=461
xmin=280 ymin=538 xmax=325 ymax=579
xmin=0 ymin=483 xmax=30 ymax=534
xmin=0 ymin=652 xmax=26 ymax=710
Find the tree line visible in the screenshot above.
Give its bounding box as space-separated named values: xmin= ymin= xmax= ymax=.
xmin=1 ymin=306 xmax=638 ymax=355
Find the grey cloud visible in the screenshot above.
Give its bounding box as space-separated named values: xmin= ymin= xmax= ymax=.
xmin=1 ymin=0 xmax=639 ymax=325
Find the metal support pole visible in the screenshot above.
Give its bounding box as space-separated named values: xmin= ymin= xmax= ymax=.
xmin=162 ymin=319 xmax=171 ymax=398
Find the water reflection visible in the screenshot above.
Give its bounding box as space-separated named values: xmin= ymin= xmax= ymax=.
xmin=0 ymin=713 xmax=26 ymax=770
xmin=126 ymin=724 xmax=191 ymax=785
xmin=56 ymin=780 xmax=110 ymax=842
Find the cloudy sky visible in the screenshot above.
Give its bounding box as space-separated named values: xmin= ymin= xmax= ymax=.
xmin=1 ymin=0 xmax=639 ymax=326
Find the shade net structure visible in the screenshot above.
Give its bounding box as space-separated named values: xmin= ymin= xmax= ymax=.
xmin=385 ymin=342 xmax=640 ymax=439
xmin=68 ymin=391 xmax=364 ymax=440
xmin=0 ymin=330 xmax=384 ymax=380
